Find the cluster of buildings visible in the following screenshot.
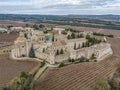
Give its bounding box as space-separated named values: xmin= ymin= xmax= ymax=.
xmin=11 ymin=27 xmax=113 ymax=64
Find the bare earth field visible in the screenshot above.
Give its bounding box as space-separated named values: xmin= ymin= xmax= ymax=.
xmin=34 ymin=38 xmax=120 ymax=90
xmin=0 ymin=54 xmax=40 ymax=89
xmin=70 ymin=26 xmax=120 ymax=38
xmin=0 ymin=32 xmax=18 ymax=43
xmin=0 ymin=21 xmax=35 ymax=27
xmin=107 ymin=38 xmax=120 ymax=57
xmin=45 ymin=24 xmax=120 ymax=38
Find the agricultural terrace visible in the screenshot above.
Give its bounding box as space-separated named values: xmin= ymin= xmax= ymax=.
xmin=34 ymin=37 xmax=120 ymax=90
xmin=34 ymin=56 xmax=120 ymax=90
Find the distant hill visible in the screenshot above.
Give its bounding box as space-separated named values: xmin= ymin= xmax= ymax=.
xmin=0 ymin=14 xmax=120 ymax=30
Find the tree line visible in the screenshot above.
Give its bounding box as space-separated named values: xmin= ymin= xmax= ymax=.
xmin=93 ymin=32 xmax=114 ymax=38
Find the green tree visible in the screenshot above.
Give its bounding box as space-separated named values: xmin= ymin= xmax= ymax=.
xmin=59 ymin=62 xmax=64 ymax=67
xmin=20 ymin=72 xmax=28 ymax=79
xmin=39 ymin=24 xmax=45 ymax=28
xmin=29 ymin=44 xmax=35 ymax=58
xmin=33 ymin=24 xmax=39 ymax=30
xmin=80 ymin=34 xmax=84 ymax=38
xmin=40 ymin=60 xmax=46 ymax=67
xmin=52 ymin=35 xmax=54 ymax=42
xmin=71 ymin=33 xmax=75 ymax=39
xmin=86 ymin=34 xmax=90 ymax=39
xmin=43 ymin=30 xmax=48 ymax=34
xmin=67 ymin=35 xmax=71 ymax=39
xmin=77 ymin=34 xmax=80 ymax=38
xmin=82 ymin=42 xmax=85 ymax=48
xmin=43 ymin=48 xmax=45 ymax=53
xmin=85 ymin=41 xmax=90 ymax=47
xmin=80 ymin=56 xmax=86 ymax=62
xmin=62 ymin=31 xmax=67 ymax=35
xmin=2 ymin=87 xmax=9 ymax=90
xmin=56 ymin=50 xmax=59 ymax=55
xmin=26 ymin=24 xmax=29 ymax=27
xmin=8 ymin=72 xmax=33 ymax=90
xmin=24 ymin=33 xmax=28 ymax=39
xmin=68 ymin=58 xmax=71 ymax=62
xmin=60 ymin=49 xmax=64 ymax=54
xmin=71 ymin=59 xmax=75 ymax=62
xmin=91 ymin=54 xmax=96 ymax=59
xmin=7 ymin=25 xmax=13 ymax=29
xmin=74 ymin=43 xmax=77 ymax=50
xmin=110 ymin=78 xmax=120 ymax=90
xmin=95 ymin=79 xmax=111 ymax=90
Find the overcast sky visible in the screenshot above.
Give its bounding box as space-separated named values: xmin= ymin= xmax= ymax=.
xmin=0 ymin=0 xmax=120 ymax=15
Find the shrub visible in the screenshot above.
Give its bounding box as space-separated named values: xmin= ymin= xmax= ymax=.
xmin=110 ymin=77 xmax=120 ymax=90
xmin=94 ymin=60 xmax=97 ymax=62
xmin=71 ymin=59 xmax=75 ymax=62
xmin=95 ymin=79 xmax=111 ymax=90
xmin=68 ymin=58 xmax=71 ymax=62
xmin=56 ymin=49 xmax=59 ymax=55
xmin=80 ymin=56 xmax=86 ymax=62
xmin=40 ymin=60 xmax=46 ymax=67
xmin=86 ymin=59 xmax=89 ymax=62
xmin=60 ymin=49 xmax=64 ymax=54
xmin=6 ymin=72 xmax=33 ymax=90
xmin=59 ymin=62 xmax=64 ymax=67
xmin=62 ymin=31 xmax=67 ymax=35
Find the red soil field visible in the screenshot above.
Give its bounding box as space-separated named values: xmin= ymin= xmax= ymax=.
xmin=0 ymin=32 xmax=19 ymax=43
xmin=34 ymin=56 xmax=120 ymax=90
xmin=0 ymin=21 xmax=35 ymax=27
xmin=0 ymin=54 xmax=40 ymax=89
xmin=34 ymin=37 xmax=120 ymax=90
xmin=107 ymin=38 xmax=120 ymax=57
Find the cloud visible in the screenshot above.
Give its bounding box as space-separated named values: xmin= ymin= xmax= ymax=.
xmin=0 ymin=0 xmax=119 ymax=14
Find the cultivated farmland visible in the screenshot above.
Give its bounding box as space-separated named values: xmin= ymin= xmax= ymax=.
xmin=34 ymin=37 xmax=120 ymax=90
xmin=0 ymin=54 xmax=40 ymax=89
xmin=107 ymin=38 xmax=120 ymax=57
xmin=0 ymin=32 xmax=18 ymax=43
xmin=34 ymin=56 xmax=120 ymax=90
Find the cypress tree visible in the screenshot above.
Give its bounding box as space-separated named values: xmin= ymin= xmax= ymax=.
xmin=82 ymin=42 xmax=85 ymax=48
xmin=52 ymin=35 xmax=54 ymax=42
xmin=29 ymin=44 xmax=35 ymax=58
xmin=77 ymin=34 xmax=80 ymax=38
xmin=60 ymin=49 xmax=64 ymax=54
xmin=80 ymin=34 xmax=83 ymax=38
xmin=71 ymin=33 xmax=75 ymax=39
xmin=43 ymin=48 xmax=45 ymax=53
xmin=74 ymin=43 xmax=77 ymax=50
xmin=56 ymin=50 xmax=59 ymax=55
xmin=67 ymin=35 xmax=71 ymax=39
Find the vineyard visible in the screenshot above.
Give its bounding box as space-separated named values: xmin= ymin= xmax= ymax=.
xmin=0 ymin=54 xmax=40 ymax=90
xmin=34 ymin=38 xmax=120 ymax=90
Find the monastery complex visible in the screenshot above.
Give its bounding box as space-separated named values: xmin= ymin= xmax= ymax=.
xmin=11 ymin=27 xmax=113 ymax=64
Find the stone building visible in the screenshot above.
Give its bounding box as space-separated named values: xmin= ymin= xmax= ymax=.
xmin=11 ymin=28 xmax=113 ymax=64
xmin=11 ymin=32 xmax=32 ymax=58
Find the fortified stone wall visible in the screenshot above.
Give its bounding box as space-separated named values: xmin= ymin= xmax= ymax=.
xmin=55 ymin=53 xmax=69 ymax=62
